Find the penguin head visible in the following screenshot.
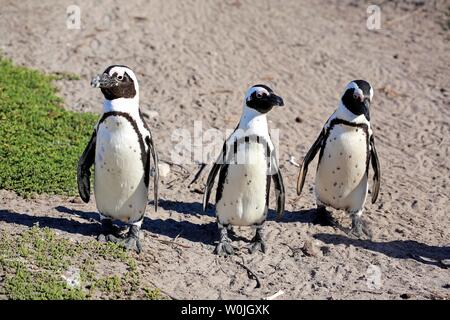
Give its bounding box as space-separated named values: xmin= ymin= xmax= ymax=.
xmin=341 ymin=80 xmax=373 ymax=120
xmin=91 ymin=65 xmax=139 ymax=101
xmin=244 ymin=84 xmax=284 ymax=114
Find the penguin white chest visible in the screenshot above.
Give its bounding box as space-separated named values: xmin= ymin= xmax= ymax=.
xmin=216 ymin=142 xmax=268 ymax=226
xmin=94 ymin=116 xmax=148 ymax=223
xmin=315 ymin=124 xmax=368 ymax=210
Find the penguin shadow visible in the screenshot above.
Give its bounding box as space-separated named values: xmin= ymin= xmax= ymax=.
xmin=148 ymin=200 xmax=320 ymax=244
xmin=0 ymin=208 xmax=100 ymax=237
xmin=267 ymin=207 xmax=319 ymax=224
xmin=142 ymin=199 xmax=217 ymax=245
xmin=153 ymin=199 xmax=215 ymax=217
xmin=155 ymin=198 xmax=320 ymax=225
xmin=56 ymin=202 xmax=218 ymax=245
xmin=314 ymin=233 xmax=450 ymax=269
xmin=55 ymin=206 xmax=98 ymax=221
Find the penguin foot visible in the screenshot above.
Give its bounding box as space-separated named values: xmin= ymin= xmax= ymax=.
xmin=314 ymin=207 xmax=335 ymax=226
xmin=122 ymin=236 xmax=142 ymax=253
xmin=97 ymin=218 xmax=121 ymax=241
xmin=249 ymin=239 xmax=266 ymax=254
xmin=249 ymin=228 xmax=266 ymax=254
xmin=99 ymin=225 xmax=142 ymax=253
xmin=349 ymin=218 xmax=372 ymax=239
xmin=214 ymin=224 xmax=235 ymax=256
xmin=103 ymin=233 xmax=142 ymax=253
xmin=214 ymin=239 xmax=235 ymax=256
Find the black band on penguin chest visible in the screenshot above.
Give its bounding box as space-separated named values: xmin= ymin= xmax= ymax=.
xmin=98 ymin=112 xmax=148 ymax=184
xmin=318 ymin=118 xmax=371 ymax=172
xmin=215 ymin=135 xmax=272 ymax=204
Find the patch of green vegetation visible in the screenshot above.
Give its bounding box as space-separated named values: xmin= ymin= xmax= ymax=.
xmin=0 ymin=58 xmax=98 ymax=197
xmin=4 ymin=264 xmax=87 ymax=300
xmin=144 ymin=287 xmax=162 ymax=300
xmin=94 ymin=275 xmax=122 ymax=294
xmin=0 ymin=226 xmax=162 ymax=300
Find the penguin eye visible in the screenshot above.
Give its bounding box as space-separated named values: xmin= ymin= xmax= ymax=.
xmin=117 ymin=75 xmax=124 ymax=81
xmin=256 ymin=92 xmax=263 ymax=98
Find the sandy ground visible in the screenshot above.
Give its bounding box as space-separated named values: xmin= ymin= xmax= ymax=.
xmin=0 ymin=0 xmax=449 ymax=299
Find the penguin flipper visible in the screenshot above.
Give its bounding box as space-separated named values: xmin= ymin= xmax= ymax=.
xmin=203 ymin=162 xmax=222 ymax=212
xmin=77 ymin=130 xmax=97 ymax=203
xmin=202 ymin=138 xmax=232 ymax=212
xmin=269 ymin=149 xmax=285 ymax=220
xmin=370 ymin=136 xmax=381 ymax=204
xmin=146 ymin=136 xmax=159 ymax=211
xmin=188 ymin=163 xmax=207 ymax=187
xmin=297 ymin=129 xmax=325 ymax=196
xmin=272 ymin=168 xmax=285 ymax=220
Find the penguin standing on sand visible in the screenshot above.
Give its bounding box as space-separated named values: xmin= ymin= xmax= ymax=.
xmin=203 ymin=84 xmax=285 ymax=256
xmin=297 ymin=80 xmax=380 ymax=238
xmin=77 ymin=65 xmax=159 ymax=252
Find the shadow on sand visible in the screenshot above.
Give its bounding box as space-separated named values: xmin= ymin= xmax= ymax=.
xmin=0 ymin=209 xmax=99 ymax=237
xmin=314 ymin=233 xmax=450 ymax=269
xmin=0 ymin=200 xmax=316 ymax=246
xmin=2 ymin=204 xmax=448 ymax=268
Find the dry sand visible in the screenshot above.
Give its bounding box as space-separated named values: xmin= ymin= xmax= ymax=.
xmin=0 ymin=0 xmax=449 ymax=299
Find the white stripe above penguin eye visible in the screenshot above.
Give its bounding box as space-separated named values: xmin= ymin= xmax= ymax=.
xmin=245 ymin=86 xmax=270 ymax=102
xmin=344 ymin=81 xmax=364 ymax=98
xmin=345 ymin=81 xmax=359 ymax=91
xmin=108 ymin=66 xmax=139 ymax=94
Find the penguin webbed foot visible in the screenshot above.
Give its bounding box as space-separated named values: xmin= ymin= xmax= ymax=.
xmin=214 ymin=225 xmax=235 ymax=256
xmin=98 ymin=225 xmax=142 ymax=253
xmin=249 ymin=227 xmax=266 ymax=254
xmin=122 ymin=235 xmax=142 ymax=253
xmin=214 ymin=239 xmax=235 ymax=256
xmin=349 ymin=216 xmax=372 ymax=239
xmin=97 ymin=219 xmax=121 ymax=240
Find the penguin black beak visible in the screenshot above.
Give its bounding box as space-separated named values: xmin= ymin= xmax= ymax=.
xmin=270 ymin=94 xmax=284 ymax=107
xmin=91 ymin=73 xmax=118 ymax=89
xmin=362 ymin=98 xmax=371 ymax=120
xmin=363 ymin=98 xmax=370 ymax=109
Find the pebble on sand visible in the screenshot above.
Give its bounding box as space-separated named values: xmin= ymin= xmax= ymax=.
xmin=158 ymin=162 xmax=171 ymax=178
xmin=301 ymin=240 xmax=322 ymax=257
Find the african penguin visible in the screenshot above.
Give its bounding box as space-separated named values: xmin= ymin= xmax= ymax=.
xmin=297 ymin=80 xmax=381 ymax=238
xmin=203 ymin=84 xmax=285 ymax=256
xmin=77 ymin=65 xmax=159 ymax=252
